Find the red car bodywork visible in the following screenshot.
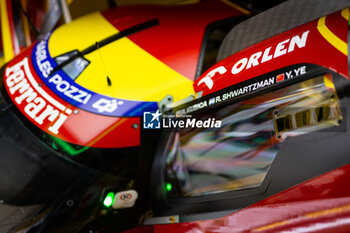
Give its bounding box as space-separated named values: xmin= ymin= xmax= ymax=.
xmin=3 ymin=1 xmax=246 ymax=148
xmin=195 ymin=9 xmax=348 ymax=95
xmin=102 ymin=0 xmax=247 ymax=80
xmin=144 ymin=165 xmax=350 ymax=233
xmin=124 ymin=8 xmax=350 ymax=233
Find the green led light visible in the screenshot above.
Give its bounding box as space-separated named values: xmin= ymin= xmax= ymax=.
xmin=52 ymin=142 xmax=58 ymax=150
xmin=103 ymin=192 xmax=114 ymax=208
xmin=166 ymin=183 xmax=172 ymax=192
xmin=50 ymin=136 xmax=89 ymax=156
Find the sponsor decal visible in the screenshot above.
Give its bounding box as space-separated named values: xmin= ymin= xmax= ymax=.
xmin=31 ymin=34 xmax=157 ymax=117
xmin=197 ymin=66 xmax=227 ymax=90
xmin=4 ymin=47 xmax=142 ymax=148
xmin=113 ymin=190 xmax=138 ymax=209
xmin=197 ymin=31 xmax=310 ymax=90
xmin=120 ymin=193 xmax=133 ymax=201
xmin=5 ymin=57 xmax=71 ymax=135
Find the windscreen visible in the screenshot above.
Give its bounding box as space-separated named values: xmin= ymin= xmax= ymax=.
xmin=165 ymin=74 xmax=342 ymax=197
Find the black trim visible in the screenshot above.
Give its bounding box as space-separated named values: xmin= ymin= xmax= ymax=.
xmin=195 ymin=16 xmax=250 ymax=80
xmin=81 ymin=19 xmax=158 ymax=55
xmin=348 ymin=22 xmax=350 ymax=78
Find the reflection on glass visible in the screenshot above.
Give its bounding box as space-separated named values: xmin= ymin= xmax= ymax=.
xmin=55 ymin=50 xmax=89 ymax=80
xmin=165 ymin=74 xmax=342 ymax=197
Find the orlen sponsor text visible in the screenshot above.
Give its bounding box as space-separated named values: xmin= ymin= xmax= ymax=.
xmin=5 ymin=58 xmax=71 ymax=134
xmin=198 ymin=30 xmax=309 ymax=90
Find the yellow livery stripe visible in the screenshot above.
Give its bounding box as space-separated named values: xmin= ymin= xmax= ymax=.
xmin=0 ymin=0 xmax=15 ymax=62
xmin=317 ymin=16 xmax=348 ymax=56
xmin=254 ymin=221 xmax=289 ymax=232
xmin=48 ymin=12 xmax=194 ymax=103
xmin=220 ymin=0 xmax=250 ymax=15
xmin=341 ymin=8 xmax=349 ymax=21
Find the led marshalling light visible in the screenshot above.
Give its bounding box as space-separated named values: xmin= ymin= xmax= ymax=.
xmin=166 ymin=183 xmax=172 ymax=192
xmin=103 ymin=192 xmax=115 ymax=208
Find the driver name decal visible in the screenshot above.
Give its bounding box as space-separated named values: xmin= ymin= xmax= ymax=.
xmin=48 ymin=74 xmax=92 ymax=104
xmin=176 ymin=65 xmax=309 ymax=116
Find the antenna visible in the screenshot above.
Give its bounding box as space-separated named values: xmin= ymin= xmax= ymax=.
xmin=96 ymin=42 xmax=112 ymax=87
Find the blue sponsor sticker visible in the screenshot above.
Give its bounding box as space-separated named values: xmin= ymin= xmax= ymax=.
xmin=31 ymin=34 xmax=158 ymax=117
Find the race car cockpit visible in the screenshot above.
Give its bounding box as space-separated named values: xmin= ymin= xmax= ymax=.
xmin=146 ymin=0 xmax=350 ymax=228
